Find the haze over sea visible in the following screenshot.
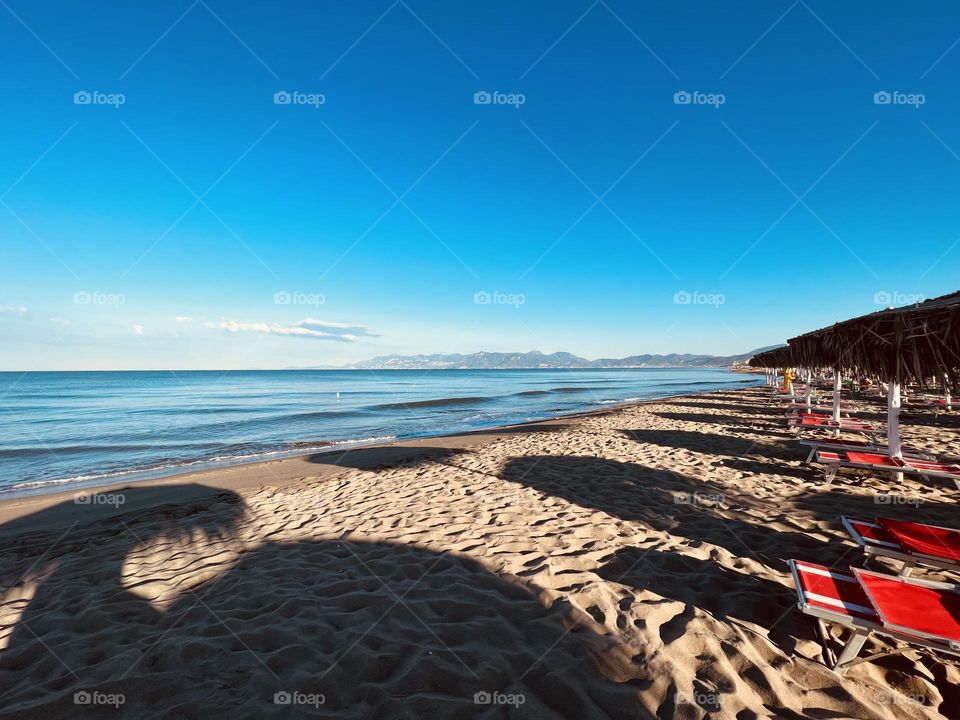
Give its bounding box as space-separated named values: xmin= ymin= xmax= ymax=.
xmin=0 ymin=368 xmax=759 ymax=497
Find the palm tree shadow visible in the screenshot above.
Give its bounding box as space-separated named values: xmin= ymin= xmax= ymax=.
xmin=0 ymin=484 xmax=643 ymax=719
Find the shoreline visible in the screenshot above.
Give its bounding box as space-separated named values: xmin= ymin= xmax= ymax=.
xmin=0 ymin=384 xmax=761 ymax=532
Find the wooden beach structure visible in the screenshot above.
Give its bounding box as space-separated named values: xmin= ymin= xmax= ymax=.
xmin=750 ymin=291 xmax=960 ymax=479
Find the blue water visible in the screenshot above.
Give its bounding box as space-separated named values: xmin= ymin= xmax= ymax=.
xmin=0 ymin=368 xmax=760 ymax=497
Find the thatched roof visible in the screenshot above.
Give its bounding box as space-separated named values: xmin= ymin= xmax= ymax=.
xmin=749 ymin=291 xmax=960 ymax=381
xmin=750 ymin=346 xmax=793 ymax=368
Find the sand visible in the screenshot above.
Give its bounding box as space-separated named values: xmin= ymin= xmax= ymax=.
xmin=1 ymin=387 xmax=958 ymax=719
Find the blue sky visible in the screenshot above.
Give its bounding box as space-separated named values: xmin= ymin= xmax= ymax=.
xmin=2 ymin=1 xmax=959 ymax=369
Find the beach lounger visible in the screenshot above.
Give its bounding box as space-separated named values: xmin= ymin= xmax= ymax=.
xmin=799 ymin=437 xmax=933 ymax=463
xmin=786 ymin=408 xmax=856 ymax=423
xmin=841 ymin=516 xmax=960 ymax=575
xmin=789 ymin=416 xmax=880 ymax=443
xmin=786 ymin=410 xmax=829 ymax=420
xmin=785 ymin=406 xmax=852 ymax=417
xmin=921 ymin=399 xmax=960 ymax=417
xmin=813 ymin=449 xmax=960 ymax=484
xmin=788 ymin=560 xmax=960 ymax=675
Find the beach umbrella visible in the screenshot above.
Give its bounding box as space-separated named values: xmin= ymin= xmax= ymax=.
xmin=784 ymin=291 xmax=960 ymax=480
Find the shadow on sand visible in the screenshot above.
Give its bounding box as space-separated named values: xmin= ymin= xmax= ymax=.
xmin=0 ymin=484 xmax=641 ymax=719
xmin=306 ymin=444 xmax=470 ymax=470
xmin=500 ymin=455 xmax=830 ymax=571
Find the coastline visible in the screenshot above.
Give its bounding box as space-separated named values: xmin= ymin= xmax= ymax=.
xmin=0 ymin=368 xmax=760 ymax=502
xmin=0 ymin=384 xmax=760 ymax=531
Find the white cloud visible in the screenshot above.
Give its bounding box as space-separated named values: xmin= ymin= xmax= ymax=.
xmin=132 ymin=324 xmax=144 ymax=335
xmin=1 ymin=306 xmax=27 ymax=315
xmin=175 ymin=316 xmax=193 ymax=323
xmin=205 ymin=318 xmax=376 ymax=342
xmin=48 ymin=317 xmax=71 ymax=327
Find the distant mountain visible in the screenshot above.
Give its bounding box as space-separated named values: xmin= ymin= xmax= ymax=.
xmin=350 ymin=346 xmax=781 ymax=370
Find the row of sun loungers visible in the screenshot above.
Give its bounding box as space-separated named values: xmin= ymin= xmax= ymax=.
xmin=772 ymin=389 xmax=960 ymax=485
xmin=761 ymin=383 xmax=960 ymax=675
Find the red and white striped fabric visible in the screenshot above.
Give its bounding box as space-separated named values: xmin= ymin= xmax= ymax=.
xmin=843 ymin=517 xmax=902 ymax=552
xmin=791 ymin=560 xmax=880 ymax=623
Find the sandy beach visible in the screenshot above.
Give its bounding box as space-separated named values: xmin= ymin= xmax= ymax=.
xmin=1 ymin=386 xmax=958 ymax=719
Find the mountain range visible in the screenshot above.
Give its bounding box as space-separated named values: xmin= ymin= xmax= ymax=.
xmin=348 ymin=346 xmax=780 ymax=370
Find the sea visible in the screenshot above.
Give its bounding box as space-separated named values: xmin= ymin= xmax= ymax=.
xmin=0 ymin=368 xmax=761 ymax=497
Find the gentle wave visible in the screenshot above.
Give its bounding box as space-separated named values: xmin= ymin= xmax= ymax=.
xmin=370 ymin=396 xmax=491 ymax=410
xmin=0 ymin=443 xmax=216 ymax=458
xmin=6 ymin=435 xmax=398 ymax=493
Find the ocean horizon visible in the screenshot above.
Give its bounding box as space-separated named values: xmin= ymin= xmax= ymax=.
xmin=0 ymin=368 xmax=760 ymax=498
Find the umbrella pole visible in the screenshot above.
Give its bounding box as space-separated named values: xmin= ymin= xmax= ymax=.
xmin=805 ymin=369 xmax=813 ymax=412
xmin=943 ymin=373 xmax=952 ymax=410
xmin=832 ymin=369 xmax=842 ymax=436
xmin=887 ymin=379 xmax=903 ymax=483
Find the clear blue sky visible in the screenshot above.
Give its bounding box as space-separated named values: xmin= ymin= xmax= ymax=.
xmin=2 ymin=1 xmax=959 ymax=369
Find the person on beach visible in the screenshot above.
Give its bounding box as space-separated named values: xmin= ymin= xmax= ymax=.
xmin=783 ymin=367 xmax=796 ymax=393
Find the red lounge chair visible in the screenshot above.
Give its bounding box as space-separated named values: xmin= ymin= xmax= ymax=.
xmin=813 ymin=449 xmax=960 ymax=484
xmin=799 ymin=437 xmax=933 ymax=463
xmin=785 ymin=407 xmax=852 ymax=418
xmin=842 ymin=516 xmax=960 ymax=575
xmin=789 ymin=416 xmax=880 ymax=443
xmin=856 ymin=566 xmax=960 ymax=653
xmin=920 ymin=399 xmax=960 ymax=417
xmin=789 ymin=560 xmax=960 ymax=674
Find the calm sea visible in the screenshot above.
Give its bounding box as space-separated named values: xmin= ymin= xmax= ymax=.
xmin=0 ymin=368 xmax=760 ymax=497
